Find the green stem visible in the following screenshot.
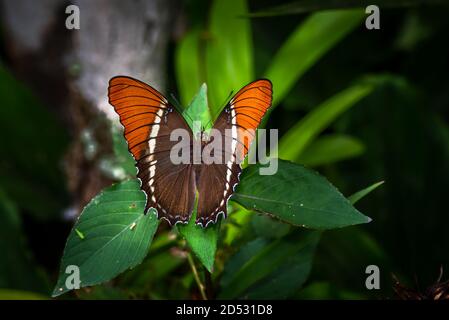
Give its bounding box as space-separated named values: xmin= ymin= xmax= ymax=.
xmin=187 ymin=253 xmax=207 ymax=300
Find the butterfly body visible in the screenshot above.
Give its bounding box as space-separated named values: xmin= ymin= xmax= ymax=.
xmin=108 ymin=76 xmax=272 ymax=227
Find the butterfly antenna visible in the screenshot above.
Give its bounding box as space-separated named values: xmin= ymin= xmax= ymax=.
xmin=211 ymin=90 xmax=234 ymax=120
xmin=184 ymin=111 xmax=194 ymax=123
xmin=169 ymin=93 xmax=183 ymax=111
xmin=170 ymin=93 xmax=195 ymax=123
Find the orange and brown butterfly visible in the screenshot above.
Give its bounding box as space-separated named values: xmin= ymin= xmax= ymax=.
xmin=108 ymin=76 xmax=272 ymax=227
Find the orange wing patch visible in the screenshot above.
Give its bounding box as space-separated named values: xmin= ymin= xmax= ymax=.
xmin=108 ymin=76 xmax=168 ymax=161
xmin=229 ymin=79 xmax=272 ymax=162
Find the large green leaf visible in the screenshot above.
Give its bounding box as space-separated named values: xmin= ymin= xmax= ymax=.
xmin=178 ymin=211 xmax=219 ymax=273
xmin=206 ymin=0 xmax=253 ymax=116
xmin=264 ymin=9 xmax=365 ymax=107
xmin=297 ymin=134 xmax=365 ymax=166
xmin=278 ymin=82 xmax=373 ymax=160
xmin=233 ymin=160 xmax=371 ymax=229
xmin=52 ymin=180 xmax=159 ymax=297
xmin=175 ymin=29 xmax=203 ymax=106
xmin=219 ymin=230 xmax=320 ymax=299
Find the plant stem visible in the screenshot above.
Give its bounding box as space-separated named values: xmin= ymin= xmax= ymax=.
xmin=204 ymin=266 xmax=214 ymax=299
xmin=187 ymin=253 xmax=207 ymax=300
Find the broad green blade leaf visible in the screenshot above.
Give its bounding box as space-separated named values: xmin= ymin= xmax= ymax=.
xmin=52 ymin=180 xmax=159 ymax=297
xmin=183 ymin=83 xmax=212 ymax=133
xmin=264 ymin=9 xmax=365 ymax=107
xmin=248 ymin=0 xmax=444 ymax=17
xmin=243 ymin=231 xmax=320 ymax=299
xmin=349 ymin=181 xmax=385 ymax=204
xmin=220 ymin=238 xmax=268 ymax=288
xmin=206 ymin=0 xmax=253 ymax=115
xmin=178 ymin=211 xmax=220 ymax=273
xmin=219 ymin=230 xmax=319 ymax=299
xmin=233 ymin=160 xmax=371 ymax=229
xmin=0 ymin=289 xmax=48 ymax=300
xmin=297 ymin=134 xmax=365 ymax=166
xmin=175 ymin=29 xmax=203 ymax=106
xmin=279 ymin=82 xmax=373 ymax=160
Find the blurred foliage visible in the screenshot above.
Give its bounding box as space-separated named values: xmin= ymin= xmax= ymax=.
xmin=0 ymin=64 xmax=69 ymax=220
xmin=1 ymin=0 xmax=449 ymax=300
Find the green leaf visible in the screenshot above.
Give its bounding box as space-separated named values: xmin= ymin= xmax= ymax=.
xmin=348 ymin=181 xmax=385 ymax=205
xmin=264 ymin=9 xmax=365 ymax=107
xmin=219 ymin=230 xmax=320 ymax=299
xmin=206 ymin=0 xmax=253 ymax=115
xmin=52 ymin=180 xmax=159 ymax=297
xmin=278 ymin=82 xmax=373 ymax=160
xmin=243 ymin=231 xmax=320 ymax=299
xmin=220 ymin=238 xmax=268 ymax=288
xmin=178 ymin=211 xmax=219 ymax=273
xmin=297 ymin=134 xmax=365 ymax=166
xmin=175 ymin=29 xmax=203 ymax=106
xmin=183 ymin=83 xmax=212 ymax=133
xmin=248 ymin=0 xmax=446 ymax=17
xmin=233 ymin=159 xmax=371 ymax=229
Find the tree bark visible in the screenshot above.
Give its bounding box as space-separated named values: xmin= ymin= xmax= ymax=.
xmin=1 ymin=0 xmax=174 ymax=216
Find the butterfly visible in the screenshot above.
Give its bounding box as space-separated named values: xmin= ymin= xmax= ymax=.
xmin=108 ymin=76 xmax=272 ymax=227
